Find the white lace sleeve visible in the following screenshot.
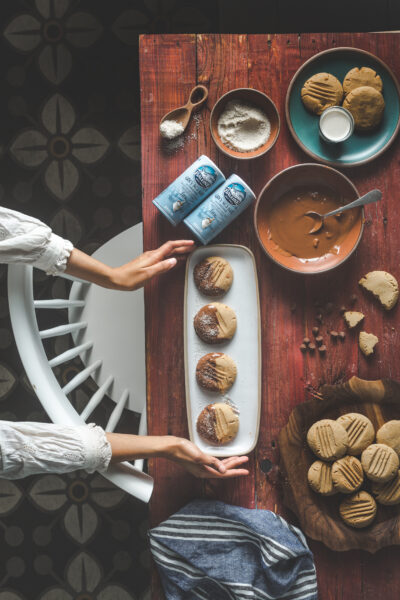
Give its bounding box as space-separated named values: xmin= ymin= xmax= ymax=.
xmin=0 ymin=206 xmax=73 ymax=275
xmin=0 ymin=421 xmax=112 ymax=479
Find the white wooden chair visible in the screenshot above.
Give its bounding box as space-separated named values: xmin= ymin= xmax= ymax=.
xmin=7 ymin=223 xmax=153 ymax=503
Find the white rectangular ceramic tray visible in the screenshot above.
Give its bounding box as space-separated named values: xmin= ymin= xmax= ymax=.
xmin=184 ymin=244 xmax=261 ymax=457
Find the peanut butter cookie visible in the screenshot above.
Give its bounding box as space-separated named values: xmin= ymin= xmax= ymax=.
xmin=361 ymin=443 xmax=399 ymax=482
xmin=307 ymin=419 xmax=349 ymax=461
xmin=301 ymin=72 xmax=343 ymax=115
xmin=340 ymin=491 xmax=377 ymax=528
xmin=343 ymin=85 xmax=385 ymax=130
xmin=343 ymin=67 xmax=383 ymax=95
xmin=336 ymin=413 xmax=375 ymax=455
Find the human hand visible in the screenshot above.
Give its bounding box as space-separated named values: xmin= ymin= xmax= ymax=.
xmin=110 ymin=239 xmax=195 ymax=291
xmin=166 ymin=437 xmax=249 ymax=479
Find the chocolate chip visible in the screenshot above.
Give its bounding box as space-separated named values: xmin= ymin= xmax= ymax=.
xmin=350 ymin=294 xmax=357 ymax=304
xmin=315 ymin=336 xmax=324 ymax=346
xmin=300 ymin=344 xmax=307 ymax=353
xmin=340 ymin=305 xmax=347 ymax=313
xmin=339 ymin=331 xmax=346 ymax=340
xmin=309 ymin=343 xmax=316 ymax=352
xmin=316 ymin=314 xmax=323 ymax=323
xmin=325 ymin=302 xmax=334 ymax=314
xmin=318 ymin=345 xmax=327 ymax=354
xmin=330 ymin=330 xmax=339 ymax=339
xmin=312 ymin=326 xmax=319 ymax=336
xmin=303 ymin=337 xmax=311 ymax=345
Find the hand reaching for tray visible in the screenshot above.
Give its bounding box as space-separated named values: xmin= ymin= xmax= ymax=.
xmin=65 ymin=239 xmax=195 ymax=290
xmin=166 ymin=438 xmax=249 ymax=479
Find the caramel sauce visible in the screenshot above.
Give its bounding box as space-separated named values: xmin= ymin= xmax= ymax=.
xmin=264 ymin=187 xmax=360 ymax=261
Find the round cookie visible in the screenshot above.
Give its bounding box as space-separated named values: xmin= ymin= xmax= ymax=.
xmin=339 ymin=491 xmax=377 ymax=528
xmin=332 ymin=455 xmax=364 ymax=493
xmin=372 ymin=470 xmax=400 ymax=505
xmin=307 ymin=460 xmax=336 ymax=496
xmin=194 ymin=256 xmax=233 ymax=297
xmin=307 ymin=419 xmax=349 ymax=461
xmin=196 ymin=402 xmax=239 ymax=445
xmin=194 ymin=303 xmax=237 ymax=344
xmin=343 ymin=66 xmax=383 ymax=95
xmin=376 ymin=420 xmax=400 ymax=455
xmin=342 ymin=85 xmax=385 ymax=130
xmin=336 ymin=413 xmax=375 ymax=455
xmin=301 ymin=72 xmax=343 ymax=115
xmin=196 ymin=353 xmax=237 ymax=394
xmin=359 ymin=271 xmax=399 ymax=311
xmin=361 ymin=443 xmax=399 ymax=483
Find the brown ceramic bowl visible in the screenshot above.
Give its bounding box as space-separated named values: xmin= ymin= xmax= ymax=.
xmin=254 ymin=163 xmax=364 ymax=274
xmin=210 ymin=88 xmax=280 ymax=160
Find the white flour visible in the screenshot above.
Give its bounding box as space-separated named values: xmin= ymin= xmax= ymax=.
xmin=160 ymin=119 xmax=184 ymax=139
xmin=217 ymin=100 xmax=271 ymax=152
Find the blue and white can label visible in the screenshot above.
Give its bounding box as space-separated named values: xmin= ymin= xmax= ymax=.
xmin=183 ymin=174 xmax=256 ymax=245
xmin=152 ymin=155 xmax=225 ymax=226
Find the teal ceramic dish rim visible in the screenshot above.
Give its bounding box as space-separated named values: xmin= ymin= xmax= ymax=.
xmin=285 ymin=47 xmax=400 ymax=168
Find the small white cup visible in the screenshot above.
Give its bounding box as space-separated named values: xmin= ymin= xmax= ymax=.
xmin=319 ymin=106 xmax=354 ymax=144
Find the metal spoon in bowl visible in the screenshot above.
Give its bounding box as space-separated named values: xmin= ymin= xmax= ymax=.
xmin=306 ymin=189 xmax=382 ymax=234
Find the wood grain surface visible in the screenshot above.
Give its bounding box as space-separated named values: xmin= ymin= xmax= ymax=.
xmin=140 ymin=33 xmax=400 ymax=600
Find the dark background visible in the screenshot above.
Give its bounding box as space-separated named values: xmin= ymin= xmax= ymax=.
xmin=0 ymin=1 xmax=399 ymax=599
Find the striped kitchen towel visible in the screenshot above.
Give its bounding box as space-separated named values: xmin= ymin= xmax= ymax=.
xmin=149 ymin=500 xmax=317 ymax=600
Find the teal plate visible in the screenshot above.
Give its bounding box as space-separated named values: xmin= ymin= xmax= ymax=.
xmin=285 ymin=47 xmax=400 ymax=167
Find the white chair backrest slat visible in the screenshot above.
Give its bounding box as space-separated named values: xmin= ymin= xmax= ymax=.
xmin=34 ymin=299 xmax=86 ymax=309
xmin=40 ymin=321 xmax=87 ymax=339
xmin=49 ymin=341 xmax=93 ymax=368
xmin=106 ymin=389 xmax=129 ymax=432
xmin=80 ymin=375 xmax=114 ymax=422
xmin=62 ymin=359 xmax=102 ymax=395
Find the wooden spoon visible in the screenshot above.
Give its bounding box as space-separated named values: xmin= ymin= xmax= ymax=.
xmin=159 ymin=85 xmax=208 ymax=135
xmin=306 ymin=189 xmax=382 ymax=234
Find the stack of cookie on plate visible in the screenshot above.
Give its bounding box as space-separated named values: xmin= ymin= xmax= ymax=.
xmin=192 ymin=256 xmax=239 ymax=446
xmin=301 ymin=66 xmax=385 ymax=131
xmin=307 ymin=415 xmax=400 ymax=528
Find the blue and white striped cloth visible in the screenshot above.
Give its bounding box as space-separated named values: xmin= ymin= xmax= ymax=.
xmin=149 ymin=500 xmax=317 ymax=600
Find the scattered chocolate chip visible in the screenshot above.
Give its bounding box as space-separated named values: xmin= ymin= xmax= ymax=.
xmin=392 ymin=327 xmax=395 ymax=332
xmin=300 ymin=344 xmax=307 ymax=353
xmin=330 ymin=330 xmax=339 ymax=339
xmin=303 ymin=337 xmax=311 ymax=345
xmin=318 ymin=345 xmax=327 ymax=354
xmin=340 ymin=305 xmax=347 ymax=313
xmin=316 ymin=314 xmax=323 ymax=323
xmin=325 ymin=302 xmax=334 ymax=314
xmin=339 ymin=331 xmax=346 ymax=340
xmin=312 ymin=326 xmax=319 ymax=336
xmin=316 ymin=336 xmax=324 ymax=346
xmin=309 ymin=343 xmax=316 ymax=352
xmin=350 ymin=294 xmax=357 ymax=304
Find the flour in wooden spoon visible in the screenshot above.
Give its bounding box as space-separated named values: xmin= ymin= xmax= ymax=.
xmin=217 ymin=100 xmax=271 ymax=152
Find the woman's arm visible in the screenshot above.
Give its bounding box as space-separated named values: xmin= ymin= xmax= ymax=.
xmin=0 ymin=205 xmax=194 ymax=288
xmin=65 ymin=239 xmax=194 ymax=291
xmin=106 ymin=433 xmax=249 ymax=479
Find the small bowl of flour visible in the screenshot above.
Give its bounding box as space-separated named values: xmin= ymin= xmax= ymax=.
xmin=210 ymin=88 xmax=280 ymax=159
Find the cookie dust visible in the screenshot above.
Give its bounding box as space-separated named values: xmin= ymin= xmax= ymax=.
xmin=217 ymin=100 xmax=271 ymax=152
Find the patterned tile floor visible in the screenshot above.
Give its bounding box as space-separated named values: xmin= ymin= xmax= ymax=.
xmin=0 ymin=1 xmax=220 ymax=599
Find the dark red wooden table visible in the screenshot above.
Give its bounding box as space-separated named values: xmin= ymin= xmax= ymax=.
xmin=140 ymin=33 xmax=400 ymax=600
